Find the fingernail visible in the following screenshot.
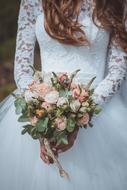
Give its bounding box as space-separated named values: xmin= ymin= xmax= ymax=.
xmin=45 ymin=156 xmax=49 ymax=160
xmin=52 ymin=148 xmax=56 ymax=151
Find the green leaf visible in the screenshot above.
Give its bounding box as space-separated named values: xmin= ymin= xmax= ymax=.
xmin=18 ymin=115 xmax=30 ymax=122
xmin=14 ymin=98 xmax=26 ymax=114
xmin=52 ymin=72 xmax=58 ymax=79
xmin=30 ymin=127 xmax=37 ymax=136
xmin=36 ymin=117 xmax=49 ymax=132
xmin=70 ymin=69 xmax=80 ymax=82
xmin=67 ymin=118 xmax=76 ymax=133
xmin=89 ymin=88 xmax=94 ymax=96
xmin=21 ymin=128 xmax=28 ymax=135
xmin=22 ymin=124 xmax=33 ymax=129
xmin=56 ymin=132 xmax=68 ymax=145
xmin=56 ymin=109 xmax=64 ymax=117
xmin=57 ymin=136 xmax=68 ymax=145
xmin=89 ymin=122 xmax=93 ymax=128
xmin=94 ymin=107 xmax=102 ymax=114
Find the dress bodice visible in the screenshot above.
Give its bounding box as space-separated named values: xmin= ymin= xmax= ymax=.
xmin=35 ymin=13 xmax=110 ymax=87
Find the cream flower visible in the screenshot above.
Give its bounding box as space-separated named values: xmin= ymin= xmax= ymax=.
xmin=70 ymin=99 xmax=81 ymax=112
xmin=44 ymin=90 xmax=59 ymax=104
xmin=57 ymin=97 xmax=69 ymax=107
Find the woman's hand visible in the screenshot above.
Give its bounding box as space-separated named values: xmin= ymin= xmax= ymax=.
xmin=40 ymin=127 xmax=79 ymax=164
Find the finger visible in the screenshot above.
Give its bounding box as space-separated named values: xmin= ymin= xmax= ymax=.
xmin=40 ymin=146 xmax=51 ymax=164
xmin=40 ymin=153 xmax=50 ymax=164
xmin=41 ymin=145 xmax=47 ymax=154
xmin=41 ymin=144 xmax=58 ymax=164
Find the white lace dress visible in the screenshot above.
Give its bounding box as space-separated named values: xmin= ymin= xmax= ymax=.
xmin=0 ymin=0 xmax=127 ymax=190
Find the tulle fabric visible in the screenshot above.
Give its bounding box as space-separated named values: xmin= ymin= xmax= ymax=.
xmin=0 ymin=91 xmax=127 ymax=190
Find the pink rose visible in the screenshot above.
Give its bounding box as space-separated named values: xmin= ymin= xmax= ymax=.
xmin=79 ymin=89 xmax=88 ymax=102
xmin=72 ymin=87 xmax=81 ymax=99
xmin=55 ymin=116 xmax=67 ymax=131
xmin=31 ymin=116 xmax=38 ymax=126
xmin=58 ymin=73 xmax=69 ymax=83
xmin=72 ymin=86 xmax=88 ymax=102
xmin=77 ymin=113 xmax=90 ymax=126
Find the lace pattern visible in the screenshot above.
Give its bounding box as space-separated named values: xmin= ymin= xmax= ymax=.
xmin=93 ymin=43 xmax=127 ymax=105
xmin=14 ymin=0 xmax=42 ymax=90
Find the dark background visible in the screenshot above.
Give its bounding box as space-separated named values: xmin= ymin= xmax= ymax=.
xmin=0 ymin=0 xmax=41 ymax=101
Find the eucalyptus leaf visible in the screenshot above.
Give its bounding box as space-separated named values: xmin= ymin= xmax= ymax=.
xmin=21 ymin=128 xmax=28 ymax=135
xmin=22 ymin=124 xmax=33 ymax=129
xmin=70 ymin=69 xmax=80 ymax=82
xmin=36 ymin=117 xmax=49 ymax=132
xmin=56 ymin=132 xmax=68 ymax=145
xmin=89 ymin=88 xmax=94 ymax=96
xmin=56 ymin=110 xmax=62 ymax=117
xmin=57 ymin=136 xmax=68 ymax=145
xmin=67 ymin=118 xmax=76 ymax=132
xmin=18 ymin=115 xmax=30 ymax=122
xmin=14 ymin=98 xmax=26 ymax=114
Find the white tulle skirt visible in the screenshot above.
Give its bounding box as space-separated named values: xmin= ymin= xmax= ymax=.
xmin=0 ymin=90 xmax=127 ymax=190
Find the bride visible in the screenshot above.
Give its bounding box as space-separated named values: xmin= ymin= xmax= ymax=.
xmin=0 ymin=0 xmax=127 ymax=189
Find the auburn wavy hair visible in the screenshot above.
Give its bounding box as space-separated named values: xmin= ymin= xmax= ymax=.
xmin=42 ymin=0 xmax=127 ymax=52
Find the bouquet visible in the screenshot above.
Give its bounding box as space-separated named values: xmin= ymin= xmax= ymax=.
xmin=12 ymin=68 xmax=101 ymax=180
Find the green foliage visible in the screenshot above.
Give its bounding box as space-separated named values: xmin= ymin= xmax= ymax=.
xmin=18 ymin=115 xmax=30 ymax=122
xmin=54 ymin=131 xmax=68 ymax=146
xmin=94 ymin=107 xmax=102 ymax=114
xmin=67 ymin=117 xmax=76 ymax=133
xmin=36 ymin=117 xmax=49 ymax=133
xmin=14 ymin=97 xmax=27 ymax=114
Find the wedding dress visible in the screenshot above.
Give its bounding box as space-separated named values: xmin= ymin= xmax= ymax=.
xmin=0 ymin=0 xmax=127 ymax=190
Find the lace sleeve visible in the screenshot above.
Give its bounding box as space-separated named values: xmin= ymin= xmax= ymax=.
xmin=92 ymin=42 xmax=127 ymax=106
xmin=14 ymin=0 xmax=42 ymax=91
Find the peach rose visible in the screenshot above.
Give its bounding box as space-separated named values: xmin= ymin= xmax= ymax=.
xmin=55 ymin=116 xmax=67 ymax=131
xmin=77 ymin=113 xmax=90 ymax=126
xmin=35 ymin=83 xmax=52 ymax=98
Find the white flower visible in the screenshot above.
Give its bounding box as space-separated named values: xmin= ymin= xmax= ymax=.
xmin=57 ymin=97 xmax=69 ymax=107
xmin=44 ymin=90 xmax=59 ymax=104
xmin=70 ymin=99 xmax=81 ymax=112
xmin=24 ymin=90 xmax=38 ymax=102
